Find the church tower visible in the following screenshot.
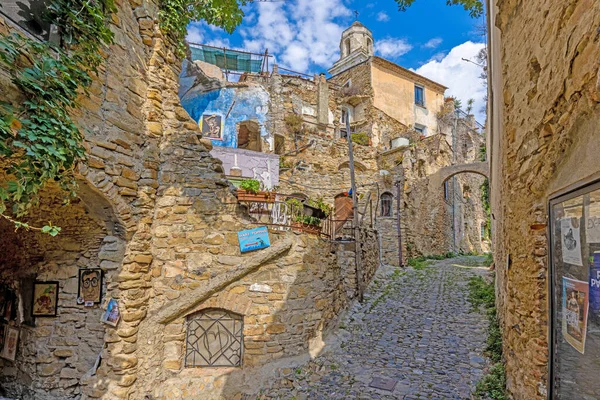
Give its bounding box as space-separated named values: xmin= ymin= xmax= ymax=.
xmin=328 ymin=21 xmax=374 ymax=76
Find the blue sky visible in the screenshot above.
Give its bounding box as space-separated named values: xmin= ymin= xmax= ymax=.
xmin=187 ymin=0 xmax=488 ymax=122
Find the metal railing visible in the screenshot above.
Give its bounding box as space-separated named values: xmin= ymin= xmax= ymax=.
xmin=238 ymin=196 xmax=355 ymax=240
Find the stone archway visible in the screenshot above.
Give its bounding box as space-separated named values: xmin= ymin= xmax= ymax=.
xmin=0 ymin=180 xmax=128 ymax=400
xmin=438 ymin=162 xmax=489 ymax=186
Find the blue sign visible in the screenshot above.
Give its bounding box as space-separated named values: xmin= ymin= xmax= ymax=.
xmin=238 ymin=227 xmax=270 ymax=253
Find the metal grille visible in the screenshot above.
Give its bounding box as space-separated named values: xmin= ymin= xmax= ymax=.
xmin=185 ymin=309 xmax=243 ymax=367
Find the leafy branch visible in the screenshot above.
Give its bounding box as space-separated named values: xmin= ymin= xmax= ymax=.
xmin=394 ymin=0 xmax=484 ymax=18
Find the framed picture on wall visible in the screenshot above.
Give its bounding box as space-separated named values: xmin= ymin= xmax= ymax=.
xmin=1 ymin=326 xmax=19 ymax=361
xmin=101 ymin=298 xmax=120 ymax=327
xmin=200 ymin=114 xmax=223 ymax=140
xmin=32 ymin=281 xmax=59 ymax=317
xmin=78 ymin=269 xmax=102 ymax=304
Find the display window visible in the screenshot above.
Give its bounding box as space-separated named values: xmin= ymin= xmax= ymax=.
xmin=549 ymin=181 xmax=600 ymax=398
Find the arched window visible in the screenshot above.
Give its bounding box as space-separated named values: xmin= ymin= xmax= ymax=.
xmin=367 ymin=37 xmax=373 ymax=55
xmin=185 ymin=309 xmax=243 ymax=367
xmin=344 ymin=38 xmax=351 ymax=56
xmin=381 ymin=192 xmax=393 ymax=217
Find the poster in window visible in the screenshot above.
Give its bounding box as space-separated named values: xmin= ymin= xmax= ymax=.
xmin=585 ymin=203 xmax=600 ymax=243
xmin=590 ymin=252 xmax=600 ymax=316
xmin=560 ymin=218 xmax=583 ymax=266
xmin=200 ymin=114 xmax=223 ymax=140
xmin=562 ymin=277 xmax=589 ymax=354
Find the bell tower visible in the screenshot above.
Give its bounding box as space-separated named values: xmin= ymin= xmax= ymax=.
xmin=328 ymin=21 xmax=374 ymax=76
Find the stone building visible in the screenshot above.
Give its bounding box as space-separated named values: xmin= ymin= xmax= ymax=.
xmin=487 ymin=0 xmax=600 ymax=398
xmin=0 ymin=2 xmax=380 ymax=399
xmin=181 ymin=21 xmax=489 ymax=266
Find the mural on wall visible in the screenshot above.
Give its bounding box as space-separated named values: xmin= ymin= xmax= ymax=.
xmin=200 ymin=114 xmax=224 ymax=140
xmin=180 ymin=86 xmax=271 ymax=149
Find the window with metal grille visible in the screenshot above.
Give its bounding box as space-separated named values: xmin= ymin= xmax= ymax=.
xmin=381 ymin=192 xmax=393 ymax=217
xmin=185 ymin=309 xmax=243 ymax=367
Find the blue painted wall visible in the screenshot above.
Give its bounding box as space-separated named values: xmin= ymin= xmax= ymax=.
xmin=180 ymin=86 xmax=270 ymax=149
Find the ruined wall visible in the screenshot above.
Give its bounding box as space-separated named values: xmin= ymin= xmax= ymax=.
xmin=180 ymin=84 xmax=271 ymax=150
xmin=489 ymin=0 xmax=600 ymax=398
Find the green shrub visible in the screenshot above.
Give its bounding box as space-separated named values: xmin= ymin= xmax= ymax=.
xmin=239 ymin=179 xmax=260 ymax=193
xmin=475 ymin=363 xmax=506 ymax=400
xmin=351 ymin=132 xmax=369 ymax=146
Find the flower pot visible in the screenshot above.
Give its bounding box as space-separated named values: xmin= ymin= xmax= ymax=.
xmin=237 ymin=189 xmax=275 ymax=203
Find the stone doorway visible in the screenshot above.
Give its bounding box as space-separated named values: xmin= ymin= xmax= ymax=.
xmin=237 ymin=121 xmax=261 ymax=152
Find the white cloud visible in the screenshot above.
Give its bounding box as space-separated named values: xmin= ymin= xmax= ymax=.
xmin=375 ymin=38 xmax=413 ymax=59
xmin=415 ymin=41 xmax=487 ymax=123
xmin=376 ymin=12 xmax=390 ymax=22
xmin=429 ymin=52 xmax=446 ymax=62
xmin=423 ymin=37 xmax=443 ymax=49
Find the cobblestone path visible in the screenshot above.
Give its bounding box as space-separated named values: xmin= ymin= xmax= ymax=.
xmin=262 ymin=256 xmax=491 ymax=400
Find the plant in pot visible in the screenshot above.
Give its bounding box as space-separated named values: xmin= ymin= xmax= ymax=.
xmin=304 ymin=197 xmax=332 ymax=219
xmin=292 ymin=215 xmax=322 ymax=235
xmin=237 ymin=179 xmax=276 ymax=203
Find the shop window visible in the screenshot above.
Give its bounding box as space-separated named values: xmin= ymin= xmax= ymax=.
xmin=414 ymin=85 xmax=425 ymax=107
xmin=1 ymin=0 xmax=52 ymax=41
xmin=237 ymin=121 xmax=261 ymax=152
xmin=381 ymin=192 xmax=393 ymax=217
xmin=549 ymin=181 xmax=600 ymax=397
xmin=274 ymin=134 xmax=285 ymax=155
xmin=185 ymin=309 xmax=243 ymax=367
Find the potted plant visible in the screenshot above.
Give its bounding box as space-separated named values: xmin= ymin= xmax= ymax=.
xmin=292 ymin=215 xmax=322 ymax=235
xmin=237 ymin=179 xmax=276 ymax=203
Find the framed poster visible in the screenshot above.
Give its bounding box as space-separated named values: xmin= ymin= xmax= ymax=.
xmin=238 ymin=226 xmax=270 ymax=253
xmin=78 ymin=269 xmax=102 ymax=304
xmin=1 ymin=326 xmax=18 ymax=361
xmin=32 ymin=281 xmax=59 ymax=317
xmin=200 ymin=114 xmax=224 ymax=140
xmin=101 ymin=298 xmax=120 ymax=327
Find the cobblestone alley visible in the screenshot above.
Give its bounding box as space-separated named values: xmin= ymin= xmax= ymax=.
xmin=261 ymin=256 xmax=491 ymax=400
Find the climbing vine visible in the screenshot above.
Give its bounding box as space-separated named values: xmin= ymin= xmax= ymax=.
xmin=0 ymin=0 xmax=116 ymax=234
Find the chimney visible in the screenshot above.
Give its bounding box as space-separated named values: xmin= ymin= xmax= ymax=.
xmin=317 ymin=73 xmax=329 ymax=126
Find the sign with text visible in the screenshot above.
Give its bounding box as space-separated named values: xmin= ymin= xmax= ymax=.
xmin=238 ymin=227 xmax=270 ymax=253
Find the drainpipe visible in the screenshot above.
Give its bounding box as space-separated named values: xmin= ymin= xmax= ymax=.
xmin=452 ymin=109 xmax=458 ymax=253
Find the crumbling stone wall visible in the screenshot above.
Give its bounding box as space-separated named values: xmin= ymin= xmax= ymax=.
xmin=489 ymin=0 xmax=600 ymax=398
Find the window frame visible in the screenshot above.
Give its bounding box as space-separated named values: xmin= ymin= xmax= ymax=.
xmin=548 ymin=178 xmax=600 ymax=399
xmin=380 ymin=192 xmax=393 ymax=217
xmin=414 ymin=84 xmax=426 ymax=108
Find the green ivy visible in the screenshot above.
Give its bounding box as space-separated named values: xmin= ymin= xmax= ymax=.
xmin=159 ymin=0 xmax=247 ymax=56
xmin=0 ymin=0 xmax=116 ymax=233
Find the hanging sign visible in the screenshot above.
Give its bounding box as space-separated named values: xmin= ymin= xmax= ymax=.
xmin=560 ymin=218 xmax=583 ymax=266
xmin=238 ymin=226 xmax=270 ymax=253
xmin=562 ymin=277 xmax=589 ymax=354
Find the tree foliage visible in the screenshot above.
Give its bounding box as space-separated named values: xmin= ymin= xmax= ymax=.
xmin=394 ymin=0 xmax=484 ymax=18
xmin=159 ymin=0 xmax=248 ymax=56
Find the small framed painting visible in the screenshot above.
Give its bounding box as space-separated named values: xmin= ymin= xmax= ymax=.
xmin=101 ymin=298 xmax=120 ymax=327
xmin=78 ymin=269 xmax=102 ymax=304
xmin=32 ymin=281 xmax=59 ymax=317
xmin=1 ymin=326 xmax=19 ymax=361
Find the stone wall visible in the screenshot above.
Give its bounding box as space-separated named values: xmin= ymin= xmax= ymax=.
xmin=489 ymin=0 xmax=600 ymax=398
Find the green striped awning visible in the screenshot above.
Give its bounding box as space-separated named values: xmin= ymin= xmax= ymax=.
xmin=190 ymin=45 xmax=264 ymax=73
